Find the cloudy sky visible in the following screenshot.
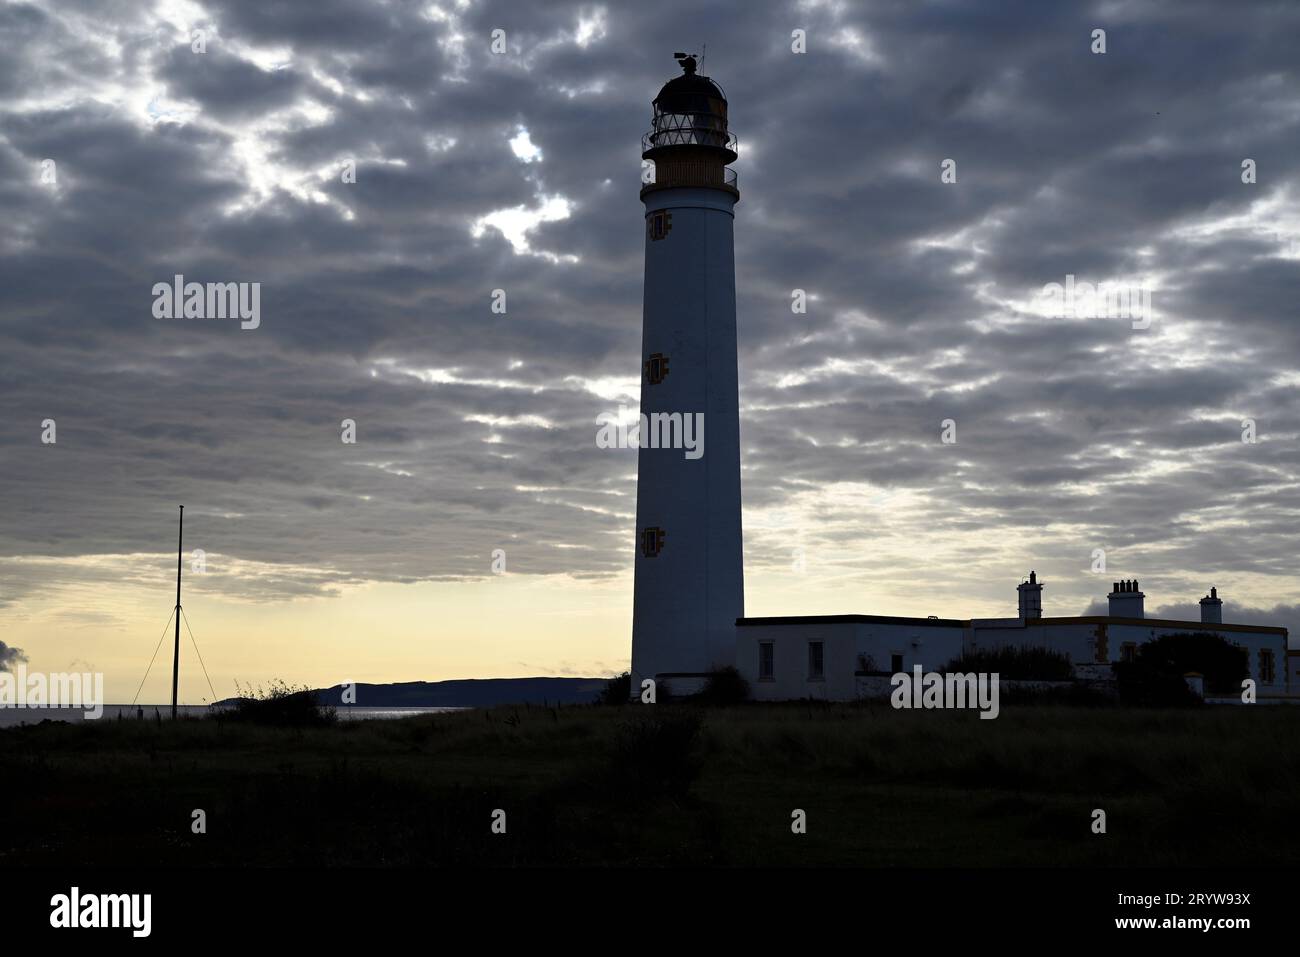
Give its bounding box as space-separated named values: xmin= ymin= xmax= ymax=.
xmin=2 ymin=0 xmax=1298 ymax=700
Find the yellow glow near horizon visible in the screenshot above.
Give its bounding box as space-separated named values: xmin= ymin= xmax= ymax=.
xmin=4 ymin=488 xmax=1297 ymax=704
xmin=1 ymin=558 xmax=979 ymax=706
xmin=1 ymin=571 xmax=634 ymax=704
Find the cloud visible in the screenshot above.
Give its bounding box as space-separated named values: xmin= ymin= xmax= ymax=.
xmin=0 ymin=0 xmax=1296 ymax=634
xmin=0 ymin=642 xmax=27 ymax=672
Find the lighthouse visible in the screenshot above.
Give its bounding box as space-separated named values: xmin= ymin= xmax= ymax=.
xmin=630 ymin=54 xmax=744 ymax=696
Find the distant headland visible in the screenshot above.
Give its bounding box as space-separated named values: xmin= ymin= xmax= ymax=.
xmin=216 ymin=676 xmax=607 ymax=709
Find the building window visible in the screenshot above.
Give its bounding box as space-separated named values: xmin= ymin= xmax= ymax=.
xmin=640 ymin=526 xmax=665 ymax=558
xmin=808 ymin=641 xmax=824 ymax=681
xmin=1093 ymin=625 xmax=1109 ymax=663
xmin=1260 ymin=649 xmax=1276 ymax=684
xmin=759 ymin=642 xmax=774 ymax=681
xmin=647 ymin=210 xmax=672 ymax=242
xmin=644 ymin=352 xmax=670 ymax=385
xmin=1121 ymin=642 xmax=1137 ymax=663
xmin=890 ymin=653 xmax=904 ymax=675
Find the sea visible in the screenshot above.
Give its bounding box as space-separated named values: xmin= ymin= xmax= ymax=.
xmin=0 ymin=705 xmax=465 ymax=728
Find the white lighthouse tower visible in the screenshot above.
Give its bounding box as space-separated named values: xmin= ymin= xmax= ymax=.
xmin=630 ymin=55 xmax=744 ymax=696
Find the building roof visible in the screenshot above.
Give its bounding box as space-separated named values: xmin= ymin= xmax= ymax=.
xmin=653 ymin=56 xmax=727 ymax=118
xmin=1037 ymin=615 xmax=1287 ymax=635
xmin=735 ymin=613 xmax=1287 ymax=636
xmin=737 ymin=614 xmax=967 ymax=628
xmin=655 ymin=72 xmax=726 ymax=104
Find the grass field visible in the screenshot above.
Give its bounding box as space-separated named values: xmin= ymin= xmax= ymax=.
xmin=3 ymin=701 xmax=1297 ymax=867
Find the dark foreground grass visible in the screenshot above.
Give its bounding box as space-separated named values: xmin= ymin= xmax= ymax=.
xmin=2 ymin=702 xmax=1297 ymax=867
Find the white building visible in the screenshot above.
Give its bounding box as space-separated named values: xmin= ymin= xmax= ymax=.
xmin=628 ymin=60 xmax=1293 ymax=702
xmin=735 ymin=575 xmax=1292 ymax=702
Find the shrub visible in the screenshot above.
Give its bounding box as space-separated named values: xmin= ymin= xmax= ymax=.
xmin=941 ymin=646 xmax=1073 ymax=681
xmin=1112 ymin=660 xmax=1196 ymax=707
xmin=1115 ymin=632 xmax=1249 ymax=705
xmin=1143 ymin=632 xmax=1249 ymax=695
xmin=219 ymin=680 xmax=336 ymax=727
xmin=695 ymin=666 xmax=749 ymax=705
xmin=599 ymin=672 xmax=632 ymax=706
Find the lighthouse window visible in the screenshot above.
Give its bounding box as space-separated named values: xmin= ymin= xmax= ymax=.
xmin=644 ymin=352 xmax=670 ymax=385
xmin=640 ymin=526 xmax=665 ymax=558
xmin=647 ymin=210 xmax=672 ymax=242
xmin=808 ymin=641 xmax=824 ymax=681
xmin=759 ymin=642 xmax=774 ymax=681
xmin=1121 ymin=642 xmax=1137 ymax=663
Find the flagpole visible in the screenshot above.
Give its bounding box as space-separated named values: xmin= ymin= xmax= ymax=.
xmin=171 ymin=505 xmax=183 ymax=719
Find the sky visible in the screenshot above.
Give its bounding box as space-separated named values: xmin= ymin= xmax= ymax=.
xmin=1 ymin=0 xmax=1298 ymax=702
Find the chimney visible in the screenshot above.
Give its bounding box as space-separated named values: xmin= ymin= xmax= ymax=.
xmin=1017 ymin=570 xmax=1043 ymax=619
xmin=1199 ymin=586 xmax=1223 ymax=624
xmin=1108 ymin=578 xmax=1145 ymax=618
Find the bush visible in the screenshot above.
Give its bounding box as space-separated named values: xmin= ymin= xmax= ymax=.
xmin=1144 ymin=632 xmax=1249 ymax=695
xmin=1115 ymin=632 xmax=1248 ymax=705
xmin=941 ymin=646 xmax=1073 ymax=681
xmin=218 ymin=680 xmax=336 ymax=727
xmin=695 ymin=666 xmax=749 ymax=705
xmin=1113 ymin=660 xmax=1196 ymax=707
xmin=599 ymin=672 xmax=632 ymax=706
